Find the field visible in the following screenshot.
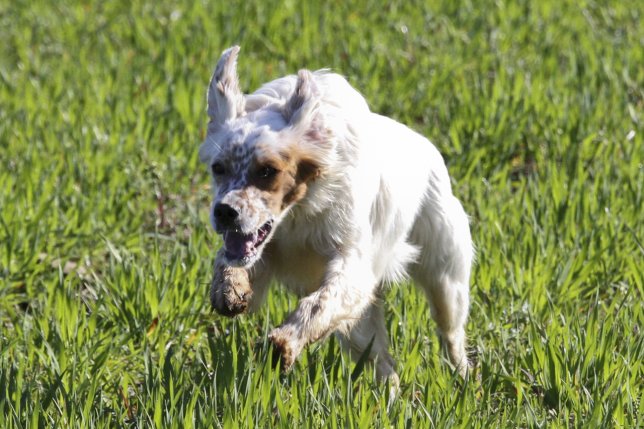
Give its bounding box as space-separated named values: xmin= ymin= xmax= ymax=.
xmin=1 ymin=0 xmax=642 ymax=427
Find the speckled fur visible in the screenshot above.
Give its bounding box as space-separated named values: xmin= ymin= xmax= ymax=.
xmin=199 ymin=46 xmax=474 ymax=398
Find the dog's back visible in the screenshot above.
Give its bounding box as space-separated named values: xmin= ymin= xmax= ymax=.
xmin=246 ymin=71 xmax=369 ymax=115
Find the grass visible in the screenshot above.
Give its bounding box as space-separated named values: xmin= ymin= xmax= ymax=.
xmin=0 ymin=0 xmax=642 ymax=427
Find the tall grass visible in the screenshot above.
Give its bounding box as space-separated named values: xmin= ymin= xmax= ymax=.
xmin=1 ymin=0 xmax=642 ymax=427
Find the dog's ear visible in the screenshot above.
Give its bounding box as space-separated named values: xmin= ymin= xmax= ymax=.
xmin=283 ymin=70 xmax=320 ymax=127
xmin=283 ymin=70 xmax=335 ymax=171
xmin=207 ymin=46 xmax=246 ymax=127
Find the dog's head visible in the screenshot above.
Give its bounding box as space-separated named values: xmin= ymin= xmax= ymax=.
xmin=199 ymin=46 xmax=332 ymax=267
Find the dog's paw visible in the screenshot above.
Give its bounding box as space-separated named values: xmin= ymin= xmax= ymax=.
xmin=210 ymin=264 xmax=252 ymax=317
xmin=268 ymin=326 xmax=301 ymax=372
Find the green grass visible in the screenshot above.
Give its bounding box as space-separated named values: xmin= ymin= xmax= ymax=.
xmin=1 ymin=0 xmax=642 ymax=427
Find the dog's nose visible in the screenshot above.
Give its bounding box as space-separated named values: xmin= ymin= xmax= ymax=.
xmin=213 ymin=203 xmax=239 ymax=228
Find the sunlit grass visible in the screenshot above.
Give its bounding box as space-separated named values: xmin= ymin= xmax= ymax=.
xmin=1 ymin=0 xmax=642 ymax=427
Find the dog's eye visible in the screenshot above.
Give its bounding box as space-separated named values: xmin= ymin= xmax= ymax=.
xmin=211 ymin=162 xmax=225 ymax=176
xmin=257 ymin=165 xmax=278 ymax=179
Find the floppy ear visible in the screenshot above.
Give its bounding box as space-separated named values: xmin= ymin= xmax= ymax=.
xmin=207 ymin=46 xmax=246 ymax=126
xmin=283 ymin=69 xmax=320 ymax=127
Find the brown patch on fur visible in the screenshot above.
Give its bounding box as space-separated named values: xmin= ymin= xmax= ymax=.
xmin=296 ymin=159 xmax=320 ymax=183
xmin=281 ymin=182 xmax=308 ymax=208
xmin=247 ymin=148 xmax=320 ymax=214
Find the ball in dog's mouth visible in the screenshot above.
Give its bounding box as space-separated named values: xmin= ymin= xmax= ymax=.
xmin=223 ymin=221 xmax=273 ymax=263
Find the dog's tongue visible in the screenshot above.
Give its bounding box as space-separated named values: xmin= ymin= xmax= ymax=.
xmin=224 ymin=231 xmax=256 ymax=259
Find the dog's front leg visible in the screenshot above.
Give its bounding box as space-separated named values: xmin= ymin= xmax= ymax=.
xmin=210 ymin=249 xmax=271 ymax=317
xmin=269 ymin=253 xmax=376 ymax=370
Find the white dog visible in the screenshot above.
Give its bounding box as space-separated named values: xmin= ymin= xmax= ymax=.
xmin=199 ymin=46 xmax=473 ymax=390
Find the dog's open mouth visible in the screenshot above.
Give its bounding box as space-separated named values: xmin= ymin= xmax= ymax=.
xmin=223 ymin=221 xmax=273 ymax=262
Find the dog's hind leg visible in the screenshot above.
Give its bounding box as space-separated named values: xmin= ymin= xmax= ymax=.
xmin=410 ymin=193 xmax=473 ymax=376
xmin=335 ymin=296 xmax=399 ymax=392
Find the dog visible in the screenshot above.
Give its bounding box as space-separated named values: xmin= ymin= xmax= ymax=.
xmin=199 ymin=46 xmax=473 ymax=391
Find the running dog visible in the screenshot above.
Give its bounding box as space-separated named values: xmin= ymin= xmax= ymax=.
xmin=199 ymin=46 xmax=473 ymax=390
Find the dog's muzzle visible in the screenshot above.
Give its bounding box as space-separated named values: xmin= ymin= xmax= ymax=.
xmin=221 ymin=221 xmax=273 ymax=262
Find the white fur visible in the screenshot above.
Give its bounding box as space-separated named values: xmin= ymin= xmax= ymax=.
xmin=200 ymin=47 xmax=473 ymax=394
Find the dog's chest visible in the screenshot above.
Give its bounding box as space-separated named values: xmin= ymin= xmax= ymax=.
xmin=265 ymin=237 xmax=329 ymax=297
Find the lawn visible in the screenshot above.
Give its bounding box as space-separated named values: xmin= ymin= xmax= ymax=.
xmin=0 ymin=0 xmax=642 ymax=427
